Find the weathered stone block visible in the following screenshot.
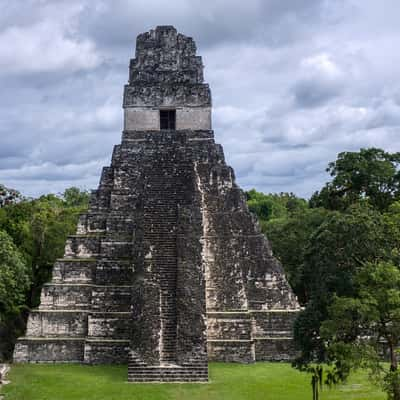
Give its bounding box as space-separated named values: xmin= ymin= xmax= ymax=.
xmin=14 ymin=339 xmax=84 ymax=363
xmin=251 ymin=311 xmax=298 ymax=337
xmin=39 ymin=284 xmax=92 ymax=310
xmin=91 ymin=286 xmax=131 ymax=312
xmin=52 ymin=260 xmax=95 ymax=284
xmin=64 ymin=236 xmax=101 ymax=258
xmin=77 ymin=213 xmax=107 ymax=234
xmin=109 ymin=192 xmax=140 ymax=212
xmin=123 ymin=84 xmax=211 ymax=108
xmin=84 ymin=340 xmax=130 ymax=364
xmin=94 ymin=260 xmax=133 ymax=285
xmin=105 ymin=214 xmax=135 ymax=234
xmin=88 ymin=189 xmax=111 ymax=211
xmin=207 ymin=312 xmax=252 ymax=340
xmin=207 ymin=340 xmax=254 ymax=363
xmin=254 ymin=338 xmax=297 ymax=361
xmin=88 ymin=313 xmax=131 ymax=339
xmin=25 ymin=311 xmax=87 ymax=337
xmin=100 ymin=240 xmax=132 ymax=259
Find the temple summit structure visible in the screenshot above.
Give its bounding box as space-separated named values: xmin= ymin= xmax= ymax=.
xmin=14 ymin=26 xmax=300 ymax=382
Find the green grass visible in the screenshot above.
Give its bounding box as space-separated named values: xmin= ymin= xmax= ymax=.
xmin=1 ymin=363 xmax=386 ymax=400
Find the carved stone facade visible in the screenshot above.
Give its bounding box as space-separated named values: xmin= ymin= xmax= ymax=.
xmin=14 ymin=26 xmax=300 ymax=382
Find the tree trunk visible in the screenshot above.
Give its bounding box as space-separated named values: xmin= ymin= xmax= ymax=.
xmin=389 ymin=342 xmax=400 ymax=400
xmin=392 ymin=377 xmax=400 ymax=400
xmin=391 ymin=343 xmax=398 ymax=371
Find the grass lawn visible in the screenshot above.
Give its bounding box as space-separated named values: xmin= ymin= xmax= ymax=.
xmin=1 ymin=362 xmax=386 ymax=400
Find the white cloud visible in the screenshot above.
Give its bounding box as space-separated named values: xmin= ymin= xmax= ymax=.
xmin=0 ymin=1 xmax=101 ymax=75
xmin=1 ymin=0 xmax=400 ymax=198
xmin=301 ymin=53 xmax=343 ymax=79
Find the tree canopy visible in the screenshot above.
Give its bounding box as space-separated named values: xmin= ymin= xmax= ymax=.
xmin=0 ymin=188 xmax=89 ymax=307
xmin=322 ymin=261 xmax=400 ymax=400
xmin=293 ymin=203 xmax=396 ymax=365
xmin=0 ymin=229 xmax=30 ymax=361
xmin=246 ymin=148 xmax=400 ymax=399
xmin=0 ymin=186 xmax=89 ymax=361
xmin=310 ymin=148 xmax=400 ymax=212
xmin=0 ymin=230 xmax=30 ymax=320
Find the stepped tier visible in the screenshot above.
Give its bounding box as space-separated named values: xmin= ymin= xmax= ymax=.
xmin=207 ymin=310 xmax=299 ymax=362
xmin=15 ymin=129 xmax=299 ymax=374
xmin=14 ymin=26 xmax=300 ymax=383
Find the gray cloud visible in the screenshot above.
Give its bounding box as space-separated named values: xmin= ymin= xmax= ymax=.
xmin=77 ymin=0 xmax=330 ymax=50
xmin=1 ymin=0 xmax=400 ymax=198
xmin=292 ymin=79 xmax=342 ymax=108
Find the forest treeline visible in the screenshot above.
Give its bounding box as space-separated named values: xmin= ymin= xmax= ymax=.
xmin=247 ymin=148 xmax=400 ymax=399
xmin=0 ymin=187 xmax=90 ymax=360
xmin=1 ymin=147 xmax=400 ymax=398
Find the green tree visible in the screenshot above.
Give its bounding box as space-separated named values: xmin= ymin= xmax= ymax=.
xmin=0 ymin=230 xmax=30 ymax=320
xmin=246 ymin=190 xmax=310 ymax=302
xmin=294 ymin=204 xmax=393 ymax=366
xmin=62 ymin=187 xmax=90 ymax=208
xmin=322 ymin=261 xmax=400 ymax=400
xmin=266 ymin=208 xmax=329 ymax=304
xmin=0 ymin=230 xmax=30 ymax=361
xmin=310 ymin=148 xmax=400 ymax=212
xmin=0 ymin=190 xmax=89 ymax=307
xmin=246 ymin=189 xmax=307 ymax=231
xmin=27 ymin=195 xmax=82 ymax=306
xmin=0 ymin=188 xmax=89 ymax=359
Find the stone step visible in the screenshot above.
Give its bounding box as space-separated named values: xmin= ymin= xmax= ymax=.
xmin=128 ymin=377 xmax=208 ymax=382
xmin=128 ymin=371 xmax=208 ymax=375
xmin=128 ymin=369 xmax=208 ymax=374
xmin=128 ymin=367 xmax=208 ymax=373
xmin=128 ymin=375 xmax=208 ymax=378
xmin=128 ymin=374 xmax=208 ymax=378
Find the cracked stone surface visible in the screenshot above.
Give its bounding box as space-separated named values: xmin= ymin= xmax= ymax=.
xmin=13 ymin=26 xmax=300 ymax=382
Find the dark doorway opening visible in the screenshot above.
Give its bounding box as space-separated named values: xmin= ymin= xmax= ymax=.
xmin=160 ymin=109 xmax=176 ymax=130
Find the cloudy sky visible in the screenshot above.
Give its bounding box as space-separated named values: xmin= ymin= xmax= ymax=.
xmin=1 ymin=0 xmax=400 ymax=198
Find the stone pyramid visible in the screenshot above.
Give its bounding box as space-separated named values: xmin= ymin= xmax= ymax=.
xmin=14 ymin=26 xmax=300 ymax=382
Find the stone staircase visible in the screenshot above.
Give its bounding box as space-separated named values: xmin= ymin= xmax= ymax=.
xmin=128 ymin=364 xmax=208 ymax=382
xmin=145 ymin=165 xmax=179 ymax=365
xmin=128 ymin=152 xmax=208 ymax=382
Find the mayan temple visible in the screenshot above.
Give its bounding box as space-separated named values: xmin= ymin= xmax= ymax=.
xmin=14 ymin=26 xmax=300 ymax=382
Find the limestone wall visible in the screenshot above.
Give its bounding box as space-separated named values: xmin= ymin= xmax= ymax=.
xmin=124 ymin=107 xmax=211 ymax=131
